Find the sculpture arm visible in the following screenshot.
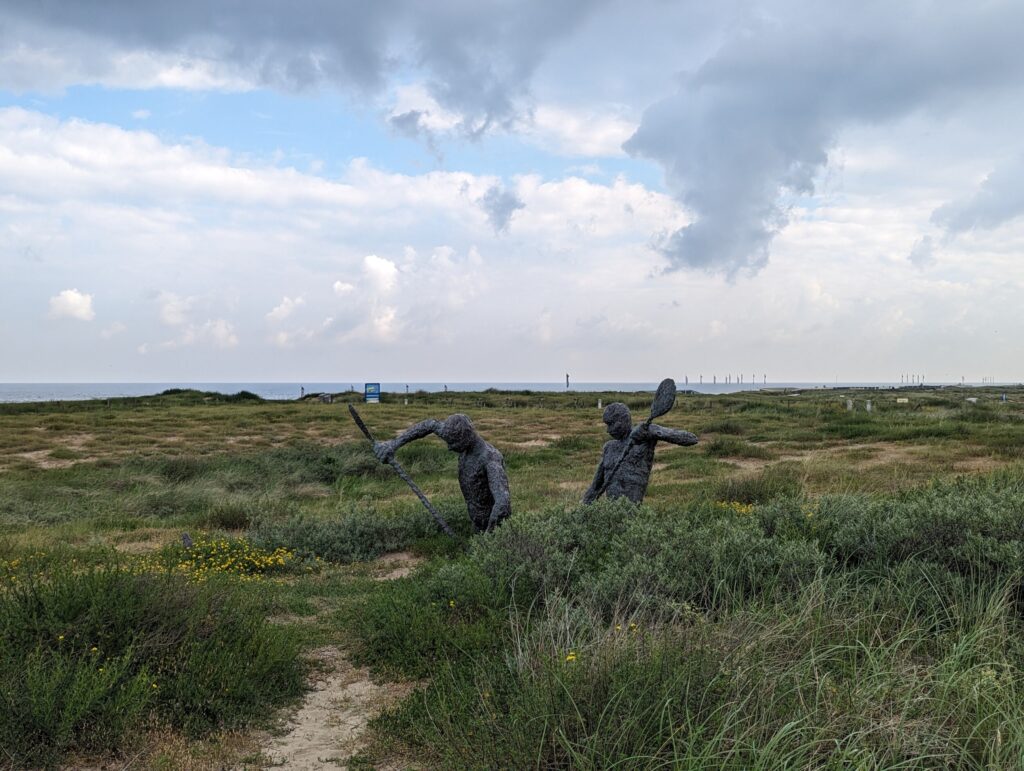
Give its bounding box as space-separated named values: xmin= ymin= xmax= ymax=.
xmin=485 ymin=457 xmax=511 ymax=530
xmin=582 ymin=449 xmax=608 ymax=505
xmin=374 ymin=419 xmax=441 ymax=462
xmin=649 ymin=423 xmax=699 ymax=447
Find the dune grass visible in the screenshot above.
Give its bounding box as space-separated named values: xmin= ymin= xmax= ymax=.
xmin=2 ymin=384 xmax=1024 ymax=767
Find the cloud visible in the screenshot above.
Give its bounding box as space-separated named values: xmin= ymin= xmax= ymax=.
xmin=624 ymin=1 xmax=1024 ymax=276
xmin=333 ymin=281 xmax=355 ymax=296
xmin=160 ymin=319 xmax=239 ymax=349
xmin=266 ymin=295 xmax=304 ymax=322
xmin=157 ymin=292 xmax=194 ymax=326
xmin=0 ymin=1 xmax=600 ymax=136
xmin=48 ymin=288 xmax=94 ymax=320
xmin=363 ymin=254 xmax=398 ymax=294
xmin=478 ymin=184 xmax=525 ymax=233
xmin=524 ymin=104 xmax=635 ymax=157
xmin=931 ymin=153 xmax=1024 ymax=234
xmin=131 ymin=108 xmax=151 ymax=120
xmin=907 ymin=235 xmax=937 ymax=268
xmin=100 ymin=321 xmax=126 ymax=338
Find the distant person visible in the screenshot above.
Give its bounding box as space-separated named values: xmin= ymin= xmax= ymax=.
xmin=373 ymin=414 xmax=511 ymax=532
xmin=583 ymin=402 xmax=698 ymax=505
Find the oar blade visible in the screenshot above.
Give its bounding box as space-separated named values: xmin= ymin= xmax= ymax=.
xmin=649 ymin=378 xmax=677 ymax=420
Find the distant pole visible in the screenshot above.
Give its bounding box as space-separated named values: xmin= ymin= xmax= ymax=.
xmin=700 ymin=374 xmax=703 ymax=384
xmin=713 ymin=375 xmax=716 ymax=384
xmin=566 ymin=373 xmax=570 ymax=389
xmin=763 ymin=374 xmax=766 ymax=384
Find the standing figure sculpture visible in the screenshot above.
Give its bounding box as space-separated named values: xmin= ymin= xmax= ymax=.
xmin=374 ymin=414 xmax=511 ymax=532
xmin=583 ymin=402 xmax=698 ymax=505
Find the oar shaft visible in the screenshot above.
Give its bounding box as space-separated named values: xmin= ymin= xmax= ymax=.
xmin=348 ymin=404 xmax=455 ymax=538
xmin=388 ymin=459 xmax=456 ymax=537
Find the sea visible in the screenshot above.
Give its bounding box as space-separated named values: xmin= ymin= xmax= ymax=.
xmin=0 ymin=381 xmax=1000 ymax=403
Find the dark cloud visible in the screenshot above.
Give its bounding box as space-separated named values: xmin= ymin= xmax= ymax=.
xmin=624 ymin=1 xmax=1024 ymax=276
xmin=0 ymin=0 xmax=599 ymax=134
xmin=932 ymin=154 xmax=1024 ymax=234
xmin=478 ymin=184 xmax=525 ymax=233
xmin=388 ymin=109 xmax=443 ymax=160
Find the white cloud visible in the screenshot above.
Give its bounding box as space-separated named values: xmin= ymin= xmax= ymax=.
xmin=131 ymin=108 xmax=151 ymax=120
xmin=266 ymin=295 xmax=304 ymax=322
xmin=6 ymin=106 xmax=1024 ymax=381
xmin=100 ymin=321 xmax=126 ymax=338
xmin=158 ymin=319 xmax=239 ymax=350
xmin=363 ymin=254 xmax=399 ymax=294
xmin=524 ymin=104 xmax=636 ymax=157
xmin=48 ymin=288 xmax=94 ymax=320
xmin=157 ymin=292 xmax=194 ymax=326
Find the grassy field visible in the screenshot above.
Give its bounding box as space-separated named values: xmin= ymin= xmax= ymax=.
xmin=1 ymin=385 xmax=1023 ymax=768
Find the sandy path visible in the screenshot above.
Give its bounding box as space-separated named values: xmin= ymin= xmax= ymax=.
xmin=263 ymin=648 xmax=392 ymax=770
xmin=262 ymin=553 xmax=423 ymax=769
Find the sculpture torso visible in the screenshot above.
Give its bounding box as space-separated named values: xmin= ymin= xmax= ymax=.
xmin=458 ymin=442 xmax=508 ymax=529
xmin=600 ymin=436 xmax=657 ymax=503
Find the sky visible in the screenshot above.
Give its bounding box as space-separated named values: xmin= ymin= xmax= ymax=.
xmin=2 ymin=0 xmax=1023 ymax=383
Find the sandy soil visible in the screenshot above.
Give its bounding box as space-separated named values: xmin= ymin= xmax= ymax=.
xmin=262 ymin=648 xmax=403 ymax=770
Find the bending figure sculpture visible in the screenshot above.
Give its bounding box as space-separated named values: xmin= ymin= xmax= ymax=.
xmin=583 ymin=402 xmax=698 ymax=505
xmin=374 ymin=413 xmax=511 ymax=532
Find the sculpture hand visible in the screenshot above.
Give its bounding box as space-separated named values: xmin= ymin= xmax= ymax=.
xmin=373 ymin=440 xmax=396 ymax=463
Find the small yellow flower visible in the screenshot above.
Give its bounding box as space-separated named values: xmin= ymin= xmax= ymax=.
xmin=90 ymin=646 xmax=99 ymax=653
xmin=565 ymin=651 xmax=577 ymax=663
xmin=614 ymin=624 xmax=622 ymax=632
xmin=448 ymin=599 xmax=456 ymax=608
xmin=152 ymin=683 xmax=159 ymax=689
xmin=57 ymin=634 xmax=65 ymax=642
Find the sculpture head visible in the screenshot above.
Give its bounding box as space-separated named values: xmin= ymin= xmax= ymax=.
xmin=602 ymin=402 xmax=632 ymax=440
xmin=438 ymin=413 xmax=478 ymax=452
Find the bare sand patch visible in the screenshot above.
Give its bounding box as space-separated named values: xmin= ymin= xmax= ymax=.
xmin=262 ymin=647 xmax=415 ymax=770
xmin=64 ymin=433 xmax=95 ymax=450
xmin=373 ymin=551 xmax=424 ymax=581
xmin=113 ymin=529 xmax=174 ymax=554
xmin=953 ymin=455 xmax=1006 ymax=473
xmin=16 ymin=449 xmax=76 ymax=469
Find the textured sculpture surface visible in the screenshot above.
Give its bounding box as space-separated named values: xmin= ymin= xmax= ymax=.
xmin=583 ymin=402 xmax=698 ymax=504
xmin=374 ymin=413 xmax=511 ymax=531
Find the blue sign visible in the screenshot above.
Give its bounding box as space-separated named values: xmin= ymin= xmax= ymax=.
xmin=364 ymin=383 xmax=380 ymax=404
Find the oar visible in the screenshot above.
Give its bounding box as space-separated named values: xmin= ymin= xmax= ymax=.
xmin=348 ymin=404 xmax=455 ymax=537
xmin=592 ymin=378 xmax=677 ymax=501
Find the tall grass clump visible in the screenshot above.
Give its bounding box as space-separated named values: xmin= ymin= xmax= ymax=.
xmin=353 ymin=471 xmax=1024 ymax=768
xmin=0 ymin=558 xmax=303 ymax=768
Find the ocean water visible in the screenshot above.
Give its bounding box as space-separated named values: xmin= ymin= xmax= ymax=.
xmin=0 ymin=381 xmax=980 ymax=404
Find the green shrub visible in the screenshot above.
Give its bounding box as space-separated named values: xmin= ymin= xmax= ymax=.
xmin=702 ymin=418 xmax=745 ymax=434
xmin=703 ymin=435 xmax=773 ymax=459
xmin=0 ymin=560 xmax=303 ymax=767
xmin=713 ymin=465 xmax=803 ymax=504
xmin=248 ymin=504 xmax=460 ymax=563
xmin=813 ymin=474 xmax=1024 ymax=575
xmin=348 ymin=561 xmax=506 ymax=679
